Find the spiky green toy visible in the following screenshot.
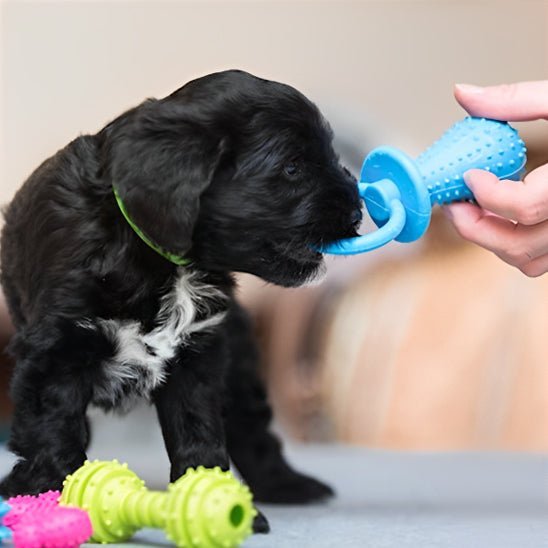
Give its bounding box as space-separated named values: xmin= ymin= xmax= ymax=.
xmin=60 ymin=459 xmax=255 ymax=547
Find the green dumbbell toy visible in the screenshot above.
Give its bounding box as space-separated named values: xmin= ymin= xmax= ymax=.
xmin=60 ymin=459 xmax=255 ymax=547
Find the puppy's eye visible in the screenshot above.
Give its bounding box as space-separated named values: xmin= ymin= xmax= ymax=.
xmin=283 ymin=161 xmax=300 ymax=178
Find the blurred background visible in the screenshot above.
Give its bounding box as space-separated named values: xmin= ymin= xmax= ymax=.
xmin=0 ymin=0 xmax=547 ymax=456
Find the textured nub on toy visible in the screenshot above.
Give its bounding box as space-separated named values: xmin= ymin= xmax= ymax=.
xmin=61 ymin=459 xmax=255 ymax=548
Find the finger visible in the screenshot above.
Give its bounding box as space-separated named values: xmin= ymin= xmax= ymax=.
xmin=454 ymin=81 xmax=548 ymax=121
xmin=444 ymin=201 xmax=517 ymax=253
xmin=463 ymin=167 xmax=548 ymax=226
xmin=443 ymin=202 xmax=548 ymax=264
xmin=519 ymin=253 xmax=548 ymax=278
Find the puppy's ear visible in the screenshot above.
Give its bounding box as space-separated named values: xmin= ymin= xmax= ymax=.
xmin=104 ymin=99 xmax=227 ymax=258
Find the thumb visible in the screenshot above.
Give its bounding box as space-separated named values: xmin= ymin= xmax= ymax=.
xmin=454 ymin=81 xmax=548 ymax=121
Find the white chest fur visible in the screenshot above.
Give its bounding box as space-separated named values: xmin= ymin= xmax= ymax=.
xmin=84 ymin=269 xmax=228 ymax=410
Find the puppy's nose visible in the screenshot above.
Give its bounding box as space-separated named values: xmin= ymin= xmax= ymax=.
xmin=351 ymin=207 xmax=363 ymax=225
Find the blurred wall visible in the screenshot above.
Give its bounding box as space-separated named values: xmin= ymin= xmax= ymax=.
xmin=248 ymin=214 xmax=548 ymax=452
xmin=1 ymin=0 xmax=547 ymax=205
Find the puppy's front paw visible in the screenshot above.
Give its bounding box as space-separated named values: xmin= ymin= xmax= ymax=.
xmin=0 ymin=455 xmax=85 ymax=497
xmin=252 ymin=510 xmax=270 ymax=534
xmin=0 ymin=460 xmax=60 ymax=497
xmin=252 ymin=470 xmax=335 ymax=504
xmin=0 ymin=473 xmax=17 ymax=498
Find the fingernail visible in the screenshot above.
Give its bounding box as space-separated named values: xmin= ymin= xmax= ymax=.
xmin=463 ymin=170 xmax=476 ymax=188
xmin=455 ymin=83 xmax=484 ymax=94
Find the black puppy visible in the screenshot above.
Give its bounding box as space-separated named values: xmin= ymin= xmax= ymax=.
xmin=0 ymin=70 xmax=361 ymax=528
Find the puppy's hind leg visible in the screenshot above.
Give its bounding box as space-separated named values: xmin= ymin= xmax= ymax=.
xmin=225 ymin=303 xmax=334 ymax=506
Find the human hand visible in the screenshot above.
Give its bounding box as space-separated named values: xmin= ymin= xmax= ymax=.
xmin=443 ymin=81 xmax=548 ymax=277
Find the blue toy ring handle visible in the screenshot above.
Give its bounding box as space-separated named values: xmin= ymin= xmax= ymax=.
xmin=319 ymin=181 xmax=407 ymax=254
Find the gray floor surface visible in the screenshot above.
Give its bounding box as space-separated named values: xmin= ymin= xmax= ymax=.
xmin=0 ymin=408 xmax=546 ymax=547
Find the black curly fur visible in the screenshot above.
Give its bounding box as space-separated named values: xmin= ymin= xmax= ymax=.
xmin=0 ymin=70 xmax=360 ymax=525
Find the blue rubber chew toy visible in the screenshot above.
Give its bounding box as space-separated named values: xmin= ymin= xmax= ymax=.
xmin=320 ymin=117 xmax=527 ymax=254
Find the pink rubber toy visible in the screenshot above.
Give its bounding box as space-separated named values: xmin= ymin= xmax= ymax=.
xmin=5 ymin=491 xmax=92 ymax=548
xmin=5 ymin=491 xmax=61 ymax=528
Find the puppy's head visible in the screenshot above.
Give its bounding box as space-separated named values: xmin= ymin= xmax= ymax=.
xmin=105 ymin=70 xmax=361 ymax=287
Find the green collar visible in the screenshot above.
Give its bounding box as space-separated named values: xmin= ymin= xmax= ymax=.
xmin=113 ymin=187 xmax=191 ymax=266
